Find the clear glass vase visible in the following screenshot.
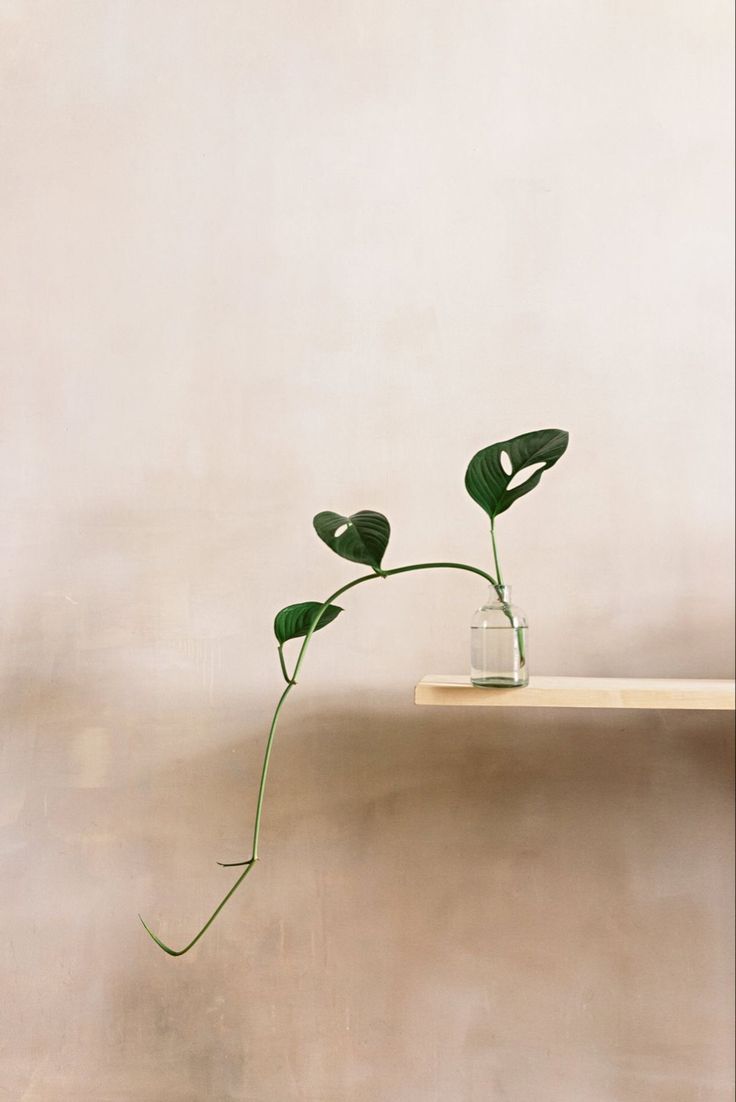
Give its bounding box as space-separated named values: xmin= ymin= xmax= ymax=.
xmin=470 ymin=584 xmax=529 ymax=687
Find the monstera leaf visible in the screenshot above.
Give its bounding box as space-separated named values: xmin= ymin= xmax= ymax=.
xmin=274 ymin=601 xmax=343 ymax=645
xmin=465 ymin=429 xmax=569 ymax=520
xmin=313 ymin=510 xmax=390 ymax=572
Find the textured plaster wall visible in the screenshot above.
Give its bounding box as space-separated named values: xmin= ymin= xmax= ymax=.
xmin=1 ymin=2 xmax=733 ymax=1100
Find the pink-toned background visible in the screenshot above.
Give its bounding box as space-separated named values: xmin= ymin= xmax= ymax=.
xmin=1 ymin=2 xmax=733 ymax=1099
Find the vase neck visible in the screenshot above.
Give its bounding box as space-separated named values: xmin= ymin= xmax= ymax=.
xmin=490 ymin=583 xmax=512 ymax=603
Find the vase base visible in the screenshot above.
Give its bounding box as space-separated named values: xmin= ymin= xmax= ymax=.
xmin=471 ymin=676 xmax=528 ymax=688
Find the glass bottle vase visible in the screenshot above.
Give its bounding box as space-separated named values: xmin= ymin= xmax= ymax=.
xmin=470 ymin=585 xmax=529 ymax=687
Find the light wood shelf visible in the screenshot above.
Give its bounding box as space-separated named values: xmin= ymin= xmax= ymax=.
xmin=415 ymin=675 xmax=736 ymax=711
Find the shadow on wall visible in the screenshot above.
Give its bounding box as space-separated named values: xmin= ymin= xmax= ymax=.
xmin=1 ymin=663 xmax=734 ymax=1100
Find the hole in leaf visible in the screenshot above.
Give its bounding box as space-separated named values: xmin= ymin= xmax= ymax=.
xmin=507 ymin=462 xmax=546 ymax=491
xmin=500 ymin=450 xmax=513 ymax=476
xmin=334 ymin=523 xmax=348 ymax=537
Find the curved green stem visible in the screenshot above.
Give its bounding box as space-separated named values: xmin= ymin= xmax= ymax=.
xmin=139 ymin=559 xmax=497 ymax=956
xmin=250 ymin=683 xmax=295 ymax=859
xmin=138 ymin=860 xmax=257 ymax=957
xmin=290 ymin=561 xmax=497 ymax=685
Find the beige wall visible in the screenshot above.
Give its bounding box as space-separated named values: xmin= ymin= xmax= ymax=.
xmin=1 ymin=3 xmax=733 ymax=1100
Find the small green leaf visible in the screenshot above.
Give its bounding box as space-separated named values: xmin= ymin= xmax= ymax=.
xmin=274 ymin=601 xmax=343 ymax=645
xmin=313 ymin=510 xmax=390 ymax=572
xmin=465 ymin=429 xmax=569 ymax=520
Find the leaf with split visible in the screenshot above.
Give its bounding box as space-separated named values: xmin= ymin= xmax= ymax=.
xmin=313 ymin=510 xmax=390 ymax=572
xmin=274 ymin=601 xmax=343 ymax=645
xmin=465 ymin=429 xmax=569 ymax=520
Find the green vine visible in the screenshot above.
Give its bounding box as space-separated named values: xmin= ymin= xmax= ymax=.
xmin=140 ymin=429 xmax=568 ymax=956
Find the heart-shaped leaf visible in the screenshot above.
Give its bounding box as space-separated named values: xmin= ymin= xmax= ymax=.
xmin=313 ymin=510 xmax=390 ymax=572
xmin=465 ymin=429 xmax=569 ymax=520
xmin=274 ymin=601 xmax=343 ymax=645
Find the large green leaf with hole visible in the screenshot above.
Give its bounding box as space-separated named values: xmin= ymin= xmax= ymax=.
xmin=274 ymin=601 xmax=343 ymax=645
xmin=465 ymin=429 xmax=569 ymax=520
xmin=313 ymin=510 xmax=390 ymax=571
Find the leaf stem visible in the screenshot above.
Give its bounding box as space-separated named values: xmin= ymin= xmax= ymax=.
xmin=277 ymin=644 xmax=291 ymax=684
xmin=488 ymin=524 xmax=526 ymax=666
xmin=139 ymin=559 xmax=497 ymax=957
xmin=490 ymin=520 xmax=504 ymax=588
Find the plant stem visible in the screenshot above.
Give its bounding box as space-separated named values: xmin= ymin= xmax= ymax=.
xmin=489 ymin=523 xmax=526 ymax=667
xmin=490 ymin=520 xmax=504 ymax=588
xmin=290 ymin=561 xmax=497 ymax=684
xmin=139 ymin=559 xmax=497 ymax=957
xmin=138 ymin=861 xmax=258 ymax=957
xmin=250 ymin=682 xmax=294 ymax=860
xmin=277 ymin=644 xmax=290 ymax=684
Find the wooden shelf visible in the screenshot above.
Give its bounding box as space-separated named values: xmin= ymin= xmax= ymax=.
xmin=415 ymin=675 xmax=736 ymax=711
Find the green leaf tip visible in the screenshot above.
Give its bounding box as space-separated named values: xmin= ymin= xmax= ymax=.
xmin=313 ymin=510 xmax=390 ymax=572
xmin=465 ymin=429 xmax=569 ymax=521
xmin=274 ymin=600 xmax=343 ymax=645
